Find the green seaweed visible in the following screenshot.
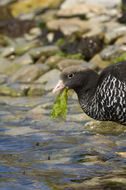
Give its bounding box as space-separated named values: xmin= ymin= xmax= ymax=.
xmin=50 ymin=88 xmax=68 ymax=119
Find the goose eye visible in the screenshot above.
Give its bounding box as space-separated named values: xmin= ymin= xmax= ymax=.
xmin=68 ymin=73 xmax=74 ymax=79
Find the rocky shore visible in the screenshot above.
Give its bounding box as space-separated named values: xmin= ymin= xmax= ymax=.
xmin=0 ymin=0 xmax=126 ymax=98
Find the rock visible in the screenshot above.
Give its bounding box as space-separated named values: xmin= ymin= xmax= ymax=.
xmin=47 ymin=18 xmax=90 ymax=36
xmin=57 ymin=3 xmax=105 ymax=18
xmin=100 ymin=44 xmax=126 ymax=61
xmin=27 ymin=84 xmax=45 ymax=96
xmin=115 ymin=35 xmax=126 ymax=44
xmin=61 ymin=0 xmax=120 ymax=9
xmin=12 ymin=0 xmax=63 ymax=17
xmin=104 ymin=22 xmax=126 ymax=44
xmin=15 ymin=40 xmax=37 ymax=55
xmin=57 ymin=59 xmax=98 ymax=70
xmin=0 ymin=75 xmax=7 ymax=84
xmin=0 ymin=57 xmax=11 ymax=74
xmin=13 ymin=53 xmax=33 ymax=66
xmin=90 ymin=54 xmax=108 ymax=69
xmin=9 ymin=64 xmax=49 ymax=83
xmin=36 ymin=69 xmax=60 ymax=91
xmin=0 ymin=56 xmax=32 ymax=76
xmin=0 ymin=18 xmax=36 ymax=38
xmin=0 ymin=34 xmax=15 ymax=46
xmin=29 ymin=46 xmax=59 ymax=59
xmin=29 ymin=27 xmax=41 ymax=36
xmin=0 ymin=46 xmax=15 ymax=57
xmin=0 ymin=85 xmax=23 ymax=97
xmin=84 ymin=121 xmax=126 ymax=135
xmin=45 ymin=55 xmax=65 ymax=68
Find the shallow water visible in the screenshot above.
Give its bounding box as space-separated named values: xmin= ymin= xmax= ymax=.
xmin=0 ymin=96 xmax=126 ymax=190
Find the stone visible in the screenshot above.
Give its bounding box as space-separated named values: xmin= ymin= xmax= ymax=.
xmin=61 ymin=0 xmax=120 ymax=9
xmin=0 ymin=85 xmax=23 ymax=97
xmin=29 ymin=27 xmax=41 ymax=36
xmin=57 ymin=3 xmax=105 ymax=18
xmin=36 ymin=69 xmax=60 ymax=91
xmin=13 ymin=53 xmax=33 ymax=66
xmin=15 ymin=40 xmax=37 ymax=55
xmin=1 ymin=46 xmax=15 ymax=57
xmin=9 ymin=64 xmax=49 ymax=83
xmin=45 ymin=55 xmax=64 ymax=68
xmin=27 ymin=84 xmax=45 ymax=96
xmin=57 ymin=59 xmax=98 ymax=70
xmin=115 ymin=35 xmax=126 ymax=44
xmin=90 ymin=54 xmax=108 ymax=69
xmin=47 ymin=18 xmax=90 ymax=36
xmin=100 ymin=44 xmax=126 ymax=61
xmin=104 ymin=22 xmax=126 ymax=44
xmin=29 ymin=46 xmax=59 ymax=59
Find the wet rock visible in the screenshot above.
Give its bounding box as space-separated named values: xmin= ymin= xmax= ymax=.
xmin=104 ymin=22 xmax=126 ymax=44
xmin=45 ymin=55 xmax=64 ymax=69
xmin=57 ymin=3 xmax=105 ymax=18
xmin=84 ymin=121 xmax=126 ymax=135
xmin=57 ymin=59 xmax=98 ymax=70
xmin=100 ymin=44 xmax=126 ymax=61
xmin=27 ymin=84 xmax=45 ymax=96
xmin=36 ymin=69 xmax=60 ymax=91
xmin=29 ymin=45 xmax=59 ymax=59
xmin=47 ymin=18 xmax=90 ymax=36
xmin=0 ymin=18 xmax=36 ymax=38
xmin=0 ymin=85 xmax=24 ymax=97
xmin=115 ymin=35 xmax=126 ymax=44
xmin=9 ymin=64 xmax=49 ymax=83
xmin=30 ymin=104 xmax=50 ymax=114
xmin=60 ymin=35 xmax=103 ymax=61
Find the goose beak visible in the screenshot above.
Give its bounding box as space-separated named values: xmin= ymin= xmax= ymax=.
xmin=53 ymin=80 xmax=65 ymax=93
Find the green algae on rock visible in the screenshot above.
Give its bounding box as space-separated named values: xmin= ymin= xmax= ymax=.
xmin=50 ymin=88 xmax=68 ymax=119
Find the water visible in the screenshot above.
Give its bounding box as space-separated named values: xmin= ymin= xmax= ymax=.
xmin=0 ymin=96 xmax=126 ymax=190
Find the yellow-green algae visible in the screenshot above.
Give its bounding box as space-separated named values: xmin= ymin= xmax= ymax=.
xmin=50 ymin=88 xmax=68 ymax=119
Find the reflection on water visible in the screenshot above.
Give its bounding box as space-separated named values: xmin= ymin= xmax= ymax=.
xmin=0 ymin=96 xmax=126 ymax=190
